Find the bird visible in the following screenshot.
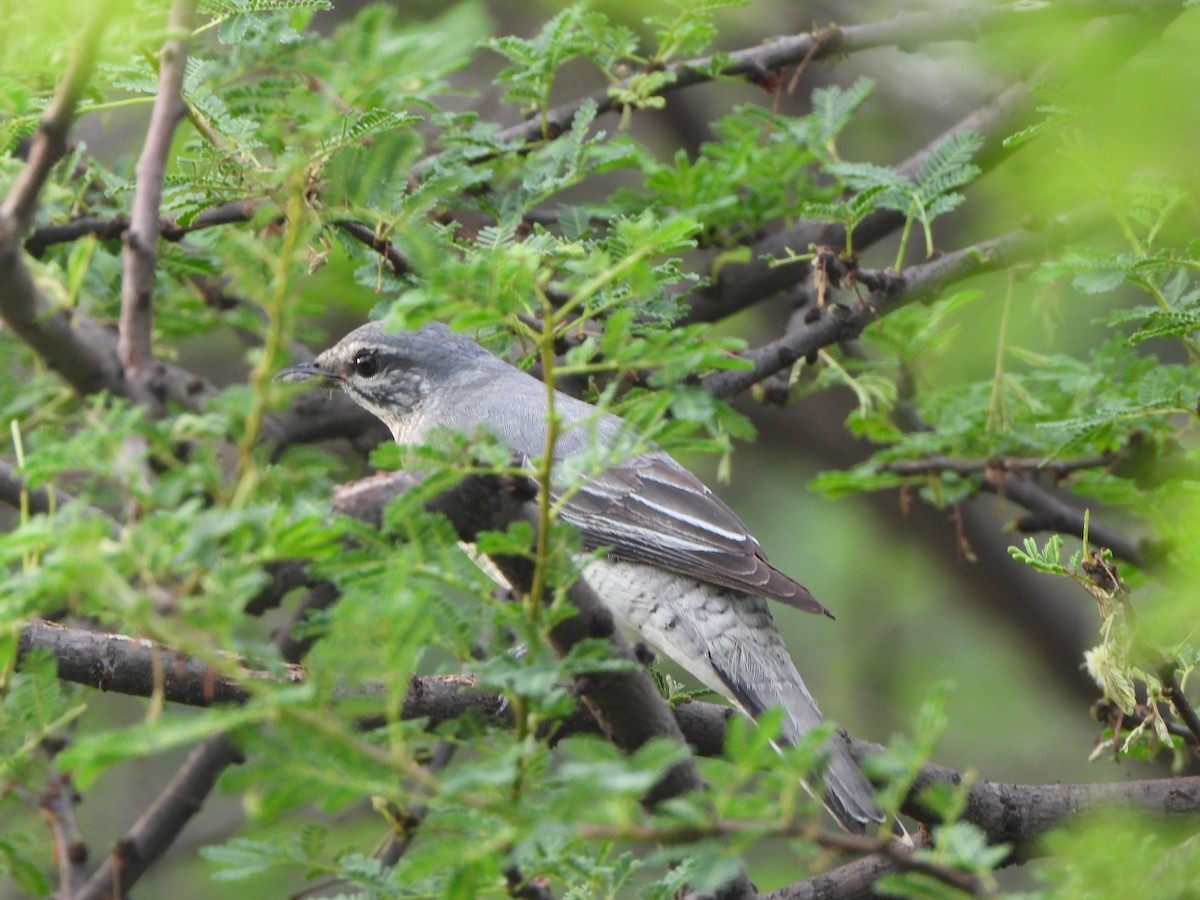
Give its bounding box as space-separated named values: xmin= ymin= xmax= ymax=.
xmin=278 ymin=320 xmax=886 ymax=834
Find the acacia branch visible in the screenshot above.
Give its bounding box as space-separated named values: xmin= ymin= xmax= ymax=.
xmin=1159 ymin=665 xmax=1200 ymax=748
xmin=762 ymin=854 xmax=897 ymax=900
xmin=0 ymin=461 xmax=110 ymax=523
xmin=873 ymin=453 xmax=1147 ymax=569
xmin=678 ymin=74 xmax=1033 ymax=326
xmin=22 ymin=199 xmax=267 ymax=259
xmin=703 ymin=212 xmax=1098 ymax=401
xmin=1095 ymin=700 xmax=1200 ymax=749
xmin=75 ymin=735 xmax=243 ymax=900
xmin=0 ymin=6 xmax=131 ymax=401
xmin=331 ymin=219 xmax=410 ymax=276
xmin=583 ymin=822 xmax=981 ymax=896
xmin=697 ymin=212 xmax=1152 ymax=571
xmin=875 ymin=453 xmax=1120 ymax=482
xmin=0 ymin=8 xmax=216 ymax=412
xmin=39 ymin=767 xmax=89 ymax=899
xmin=18 ymin=619 xmax=302 ymax=706
xmin=24 ymin=202 xmax=410 ymax=280
xmin=997 ymin=472 xmax=1146 ymax=569
xmin=20 ymin=618 xmax=1200 ymax=871
xmin=0 ymin=3 xmax=115 ymax=234
xmin=411 ymin=0 xmax=1158 ymax=181
xmin=119 ymin=0 xmax=196 ymax=379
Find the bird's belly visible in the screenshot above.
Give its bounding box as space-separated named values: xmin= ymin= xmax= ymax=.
xmin=580 ymin=557 xmax=753 ymax=699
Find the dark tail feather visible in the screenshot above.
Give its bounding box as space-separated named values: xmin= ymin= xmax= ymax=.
xmin=810 ymin=729 xmax=884 ymax=834
xmin=713 ymin=649 xmax=885 ymax=834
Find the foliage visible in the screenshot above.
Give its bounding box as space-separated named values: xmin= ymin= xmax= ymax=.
xmin=2 ymin=1 xmax=1199 ymax=898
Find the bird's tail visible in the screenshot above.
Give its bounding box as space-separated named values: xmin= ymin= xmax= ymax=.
xmin=718 ymin=644 xmax=885 ymax=835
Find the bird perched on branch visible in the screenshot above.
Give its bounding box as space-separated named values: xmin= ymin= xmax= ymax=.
xmin=279 ymin=320 xmax=887 ymax=834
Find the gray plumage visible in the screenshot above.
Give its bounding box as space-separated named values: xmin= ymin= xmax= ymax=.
xmin=279 ymin=320 xmax=884 ymax=833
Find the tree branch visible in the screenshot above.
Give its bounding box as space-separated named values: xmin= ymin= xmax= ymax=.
xmin=18 ymin=619 xmax=301 ymax=707
xmin=39 ymin=765 xmax=89 ymax=900
xmin=762 ymin=854 xmax=897 ymax=900
xmin=75 ymin=735 xmax=243 ymax=900
xmin=875 ymin=453 xmax=1121 ymax=482
xmin=0 ymin=3 xmax=115 ymax=234
xmin=21 ymin=618 xmax=1200 ymax=870
xmin=0 ymin=6 xmax=133 ymax=402
xmin=702 ymin=211 xmax=1100 ymax=401
xmin=330 ymin=219 xmax=410 ymax=276
xmin=586 ymin=822 xmax=979 ymax=897
xmin=873 ymin=453 xmax=1147 ymax=569
xmin=0 ymin=461 xmax=110 ymax=523
xmin=999 ymin=472 xmax=1146 ymax=569
xmin=119 ymin=0 xmax=196 ymax=379
xmin=678 ymin=74 xmax=1033 ymax=326
xmin=1159 ymin=664 xmax=1200 ymax=749
xmin=411 ymin=0 xmax=1159 ymax=181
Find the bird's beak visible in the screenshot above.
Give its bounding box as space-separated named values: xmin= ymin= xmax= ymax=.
xmin=274 ymin=361 xmax=337 ymax=385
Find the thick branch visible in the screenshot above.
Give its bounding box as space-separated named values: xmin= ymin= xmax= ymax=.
xmin=18 ymin=619 xmax=301 ymax=707
xmin=763 ymin=854 xmax=897 ymax=900
xmin=21 ymin=618 xmax=1200 ymax=868
xmin=119 ymin=0 xmax=196 ymax=379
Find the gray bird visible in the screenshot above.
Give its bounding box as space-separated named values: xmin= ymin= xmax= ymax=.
xmin=279 ymin=320 xmax=884 ymax=833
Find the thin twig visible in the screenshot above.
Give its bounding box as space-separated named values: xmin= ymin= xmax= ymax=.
xmin=23 ymin=199 xmax=267 ymax=257
xmin=331 ymin=219 xmax=410 ymax=276
xmin=39 ymin=763 xmax=89 ymax=899
xmin=411 ymin=0 xmax=1160 ymax=180
xmin=875 ymin=453 xmax=1120 ymax=482
xmin=1094 ymin=700 xmax=1200 ymax=748
xmin=1159 ymin=664 xmax=1200 ymax=748
xmin=580 ymin=821 xmax=982 ymax=896
xmin=119 ymin=0 xmax=197 ymax=379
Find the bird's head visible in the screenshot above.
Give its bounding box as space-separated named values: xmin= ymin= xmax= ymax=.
xmin=276 ymin=321 xmax=487 ymax=441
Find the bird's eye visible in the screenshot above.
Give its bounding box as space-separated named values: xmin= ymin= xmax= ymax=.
xmin=352 ymin=350 xmax=379 ymax=378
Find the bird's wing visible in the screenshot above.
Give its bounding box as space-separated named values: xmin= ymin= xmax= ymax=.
xmin=553 ymin=453 xmax=831 ymax=617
